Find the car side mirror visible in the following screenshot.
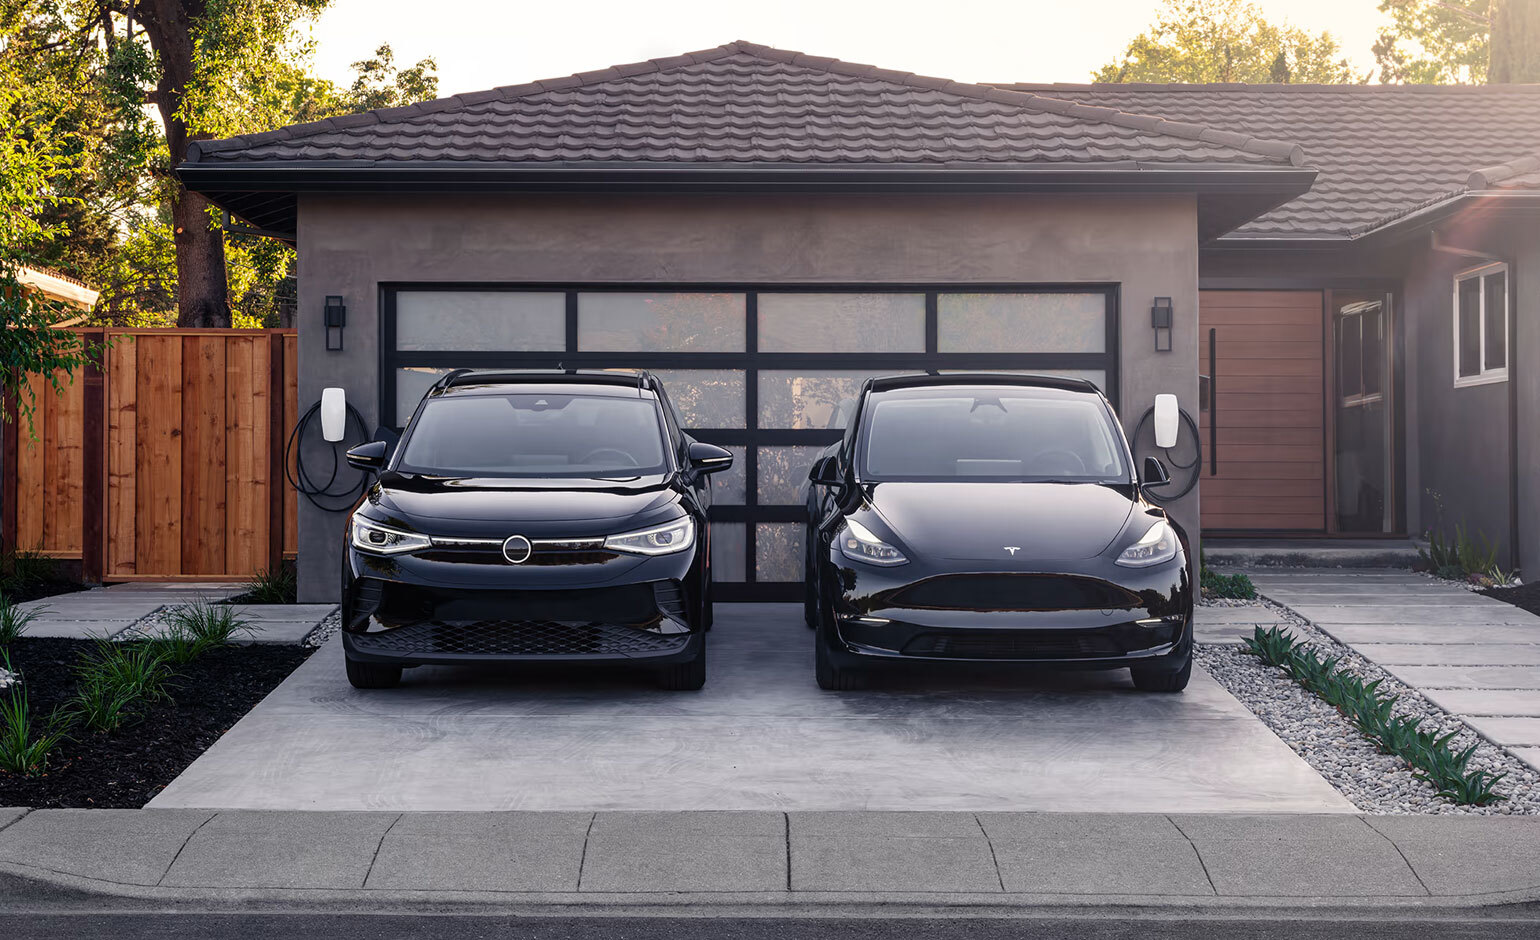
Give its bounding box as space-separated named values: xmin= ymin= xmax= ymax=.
xmin=347 ymin=440 xmax=389 ymax=474
xmin=1142 ymin=455 xmax=1171 ymax=487
xmin=687 ymin=441 xmax=733 ymax=475
xmin=808 ymin=455 xmax=843 ymax=487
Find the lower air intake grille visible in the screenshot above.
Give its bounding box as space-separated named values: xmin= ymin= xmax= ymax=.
xmin=352 ymin=620 xmax=689 ymax=657
xmin=901 ymin=630 xmax=1127 ymax=660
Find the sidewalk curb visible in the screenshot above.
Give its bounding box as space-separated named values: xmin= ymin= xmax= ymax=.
xmin=5 ymin=860 xmax=1540 ymax=912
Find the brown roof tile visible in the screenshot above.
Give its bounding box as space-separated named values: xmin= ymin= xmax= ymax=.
xmin=995 ymin=82 xmax=1540 ymax=238
xmin=185 ymin=40 xmax=1300 ymax=171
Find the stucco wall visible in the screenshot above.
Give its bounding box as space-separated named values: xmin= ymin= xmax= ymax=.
xmin=294 ymin=192 xmax=1202 ymax=601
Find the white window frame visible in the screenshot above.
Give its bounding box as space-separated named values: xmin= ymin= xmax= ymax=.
xmin=1452 ymin=262 xmax=1509 ymax=388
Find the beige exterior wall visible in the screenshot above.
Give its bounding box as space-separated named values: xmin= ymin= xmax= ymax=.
xmin=295 ymin=192 xmax=1202 ymax=601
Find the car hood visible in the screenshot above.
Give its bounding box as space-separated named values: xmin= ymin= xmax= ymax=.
xmin=362 ymin=472 xmax=683 ymax=538
xmin=867 ymin=481 xmax=1136 ymax=562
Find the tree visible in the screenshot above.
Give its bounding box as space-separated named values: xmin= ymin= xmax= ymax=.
xmin=1373 ymin=0 xmax=1492 ymax=82
xmin=1489 ymin=0 xmax=1540 ymax=81
xmin=1095 ymin=0 xmax=1360 ymax=83
xmin=0 ymin=3 xmax=92 ymax=431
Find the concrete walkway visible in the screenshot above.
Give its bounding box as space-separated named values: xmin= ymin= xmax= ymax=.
xmin=148 ymin=604 xmax=1349 ymax=813
xmin=1247 ymin=568 xmax=1540 ymax=774
xmin=16 ymin=583 xmax=334 ymax=644
xmin=2 ymin=808 xmax=1539 ymax=906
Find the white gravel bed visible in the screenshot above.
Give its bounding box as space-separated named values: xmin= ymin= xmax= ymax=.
xmin=1196 ymin=598 xmax=1540 ymax=815
xmin=302 ymin=610 xmax=341 ymax=648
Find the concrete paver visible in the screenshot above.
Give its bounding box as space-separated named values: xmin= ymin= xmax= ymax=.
xmin=17 ymin=582 xmax=247 ymax=639
xmin=1193 ymin=605 xmax=1299 ymax=646
xmin=1513 ymin=748 xmax=1540 ymax=773
xmin=581 ymin=812 xmax=786 ymax=892
xmin=1358 ymin=644 xmax=1540 ymax=666
xmin=1383 ymin=665 xmax=1540 ymax=689
xmin=979 ymin=813 xmax=1212 ymax=896
xmin=1423 ymin=689 xmax=1540 ymax=717
xmin=1462 ymin=717 xmax=1540 ymax=747
xmin=0 ymin=809 xmax=213 ymax=885
xmin=1288 ymin=607 xmax=1539 ymax=626
xmin=161 ymin=810 xmax=398 ymax=889
xmin=366 ymin=812 xmax=590 ymax=892
xmin=1365 ymin=816 xmax=1540 ymax=896
xmin=1316 ymin=623 xmax=1540 ymax=645
xmin=1169 ymin=815 xmax=1425 ymax=897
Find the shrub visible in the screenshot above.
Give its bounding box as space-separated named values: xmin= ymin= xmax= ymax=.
xmin=1244 ymin=626 xmax=1505 ymax=806
xmin=0 ymin=547 xmax=58 ymax=595
xmin=0 ymin=593 xmax=42 ymax=648
xmin=241 ymin=564 xmax=297 ymax=605
xmin=155 ymin=601 xmax=250 ymax=664
xmin=1201 ymin=565 xmax=1258 ymax=600
xmin=0 ymin=654 xmax=66 ymax=776
xmin=65 ymin=639 xmax=172 ymax=734
xmin=1419 ymin=521 xmax=1499 ymax=582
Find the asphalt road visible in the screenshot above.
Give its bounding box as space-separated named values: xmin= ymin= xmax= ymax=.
xmin=4 ymin=911 xmax=1540 ymax=940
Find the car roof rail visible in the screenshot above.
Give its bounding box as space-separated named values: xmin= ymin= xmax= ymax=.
xmin=437 ymin=369 xmax=657 ymax=391
xmin=865 ymin=372 xmax=1100 ymax=394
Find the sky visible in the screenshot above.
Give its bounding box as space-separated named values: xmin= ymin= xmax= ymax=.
xmin=305 ymin=0 xmax=1391 ymax=98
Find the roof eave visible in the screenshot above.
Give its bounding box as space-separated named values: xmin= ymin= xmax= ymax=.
xmin=179 ymin=162 xmax=1316 ymax=240
xmin=1210 ymin=190 xmax=1540 ymax=250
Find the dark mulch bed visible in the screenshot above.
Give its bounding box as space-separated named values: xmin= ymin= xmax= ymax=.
xmin=1481 ymin=581 xmax=1540 ymax=618
xmin=3 ymin=578 xmax=88 ymax=604
xmin=0 ymin=637 xmax=311 ymax=808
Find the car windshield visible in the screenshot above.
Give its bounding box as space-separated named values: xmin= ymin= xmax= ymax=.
xmin=860 ymin=388 xmax=1130 ymax=483
xmin=396 ymin=392 xmax=668 ymax=478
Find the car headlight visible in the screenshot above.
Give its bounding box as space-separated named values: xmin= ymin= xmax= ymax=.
xmin=1116 ymin=520 xmax=1179 ymax=568
xmin=839 ymin=518 xmax=908 ymax=566
xmin=350 ymin=516 xmax=432 ymax=555
xmin=605 ymin=517 xmax=695 ymax=556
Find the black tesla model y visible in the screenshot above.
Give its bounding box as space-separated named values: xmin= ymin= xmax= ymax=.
xmin=339 ymin=370 xmax=732 ymax=691
xmin=804 ymin=374 xmax=1193 ymax=692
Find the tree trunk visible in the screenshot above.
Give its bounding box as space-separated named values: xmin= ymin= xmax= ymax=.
xmin=1491 ymin=0 xmax=1540 ymax=83
xmin=135 ymin=0 xmax=231 ymax=328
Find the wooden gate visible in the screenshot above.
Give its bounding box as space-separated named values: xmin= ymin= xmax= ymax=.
xmin=2 ymin=329 xmax=298 ymax=580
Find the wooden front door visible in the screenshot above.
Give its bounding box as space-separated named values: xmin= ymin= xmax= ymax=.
xmin=1198 ymin=291 xmax=1325 ymax=532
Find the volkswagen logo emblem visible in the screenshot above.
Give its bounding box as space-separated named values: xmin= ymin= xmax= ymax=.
xmin=501 ymin=535 xmax=533 ymax=564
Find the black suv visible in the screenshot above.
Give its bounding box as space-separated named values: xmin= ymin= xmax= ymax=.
xmin=340 ymin=370 xmax=732 ymax=691
xmin=804 ymin=374 xmax=1193 ymax=692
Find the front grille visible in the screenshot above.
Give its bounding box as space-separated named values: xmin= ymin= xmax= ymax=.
xmin=886 ymin=574 xmax=1142 ymax=612
xmin=901 ymin=630 xmax=1126 ymax=659
xmin=417 ymin=547 xmax=619 ymax=566
xmin=351 ymin=620 xmax=689 ymax=657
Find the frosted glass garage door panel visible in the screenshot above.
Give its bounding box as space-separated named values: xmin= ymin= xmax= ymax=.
xmin=647 ymin=369 xmax=746 ymax=429
xmin=757 ymin=445 xmax=827 ymax=506
xmin=710 ymin=446 xmax=747 ymax=505
xmin=756 ymin=523 xmax=804 ymax=582
xmin=938 ymin=293 xmax=1106 ymax=353
xmin=395 ymin=367 xmax=453 ymax=423
xmin=758 ymin=371 xmax=920 ymax=429
xmin=758 ymin=293 xmax=925 ymax=352
xmin=710 ymin=523 xmax=746 ymax=582
xmin=578 ymin=292 xmax=745 ymax=351
xmin=395 ymin=291 xmax=565 ymax=351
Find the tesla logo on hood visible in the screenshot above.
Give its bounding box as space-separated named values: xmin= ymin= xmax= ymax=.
xmin=1003 ymin=546 xmax=1020 ymax=555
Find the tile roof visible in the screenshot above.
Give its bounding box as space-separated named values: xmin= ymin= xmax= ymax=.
xmin=994 ymin=83 xmax=1540 ymax=239
xmin=186 ymin=41 xmax=1303 ymax=170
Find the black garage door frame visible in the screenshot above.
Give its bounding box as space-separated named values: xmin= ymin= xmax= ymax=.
xmin=379 ymin=282 xmax=1120 ymax=601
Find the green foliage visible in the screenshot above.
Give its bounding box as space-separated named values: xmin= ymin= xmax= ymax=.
xmin=1095 ymin=0 xmax=1360 ymax=83
xmin=1418 ymin=521 xmax=1500 ymax=581
xmin=243 ymin=565 xmax=298 ymax=605
xmin=0 ymin=668 xmax=66 ymax=777
xmin=0 ymin=594 xmax=42 ymax=648
xmin=1244 ymin=626 xmax=1506 ymax=805
xmin=155 ymin=601 xmax=250 ymax=665
xmin=1200 ymin=558 xmax=1258 ymax=599
xmin=65 ymin=639 xmax=172 ymax=734
xmin=0 ymin=547 xmax=60 ymax=595
xmin=1374 ymin=0 xmax=1491 ymax=83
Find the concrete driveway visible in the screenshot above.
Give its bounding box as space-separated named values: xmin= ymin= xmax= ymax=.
xmin=150 ymin=605 xmax=1350 ymax=812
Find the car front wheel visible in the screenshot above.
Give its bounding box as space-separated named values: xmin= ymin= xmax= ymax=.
xmin=658 ymin=641 xmax=707 ymax=691
xmin=345 ymin=656 xmax=402 ymax=689
xmin=1130 ymin=653 xmax=1191 ymax=693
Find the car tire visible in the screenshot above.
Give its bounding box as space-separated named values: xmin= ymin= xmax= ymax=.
xmin=345 ymin=656 xmax=402 ymax=690
xmin=803 ymin=525 xmax=819 ymax=629
xmin=814 ymin=608 xmax=864 ymax=691
xmin=1130 ymin=654 xmax=1192 ymax=693
xmin=658 ymin=642 xmax=707 ymax=691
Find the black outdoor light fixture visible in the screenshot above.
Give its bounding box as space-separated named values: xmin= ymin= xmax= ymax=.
xmin=1151 ymin=296 xmax=1173 ymax=352
xmin=325 ymin=295 xmax=346 ymax=351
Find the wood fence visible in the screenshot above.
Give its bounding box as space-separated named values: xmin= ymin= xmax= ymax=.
xmin=2 ymin=329 xmax=298 ymax=581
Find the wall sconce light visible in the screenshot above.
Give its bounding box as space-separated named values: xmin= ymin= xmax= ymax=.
xmin=1151 ymin=297 xmax=1173 ymax=352
xmin=324 ymin=295 xmax=346 ymax=351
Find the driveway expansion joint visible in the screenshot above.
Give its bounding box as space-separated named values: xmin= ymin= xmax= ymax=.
xmin=1166 ymin=815 xmax=1218 ymax=896
xmin=574 ymin=812 xmax=597 ymax=892
xmin=1357 ymin=815 xmax=1430 ymax=896
xmin=154 ymin=811 xmax=217 ymax=887
xmin=361 ymin=813 xmax=404 ymax=889
xmin=971 ymin=813 xmax=1006 ymax=893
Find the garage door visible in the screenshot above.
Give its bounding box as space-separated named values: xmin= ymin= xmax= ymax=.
xmin=382 ymin=285 xmax=1119 ymax=600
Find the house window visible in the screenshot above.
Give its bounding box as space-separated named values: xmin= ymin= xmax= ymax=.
xmin=1453 ymin=263 xmax=1508 ymax=387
